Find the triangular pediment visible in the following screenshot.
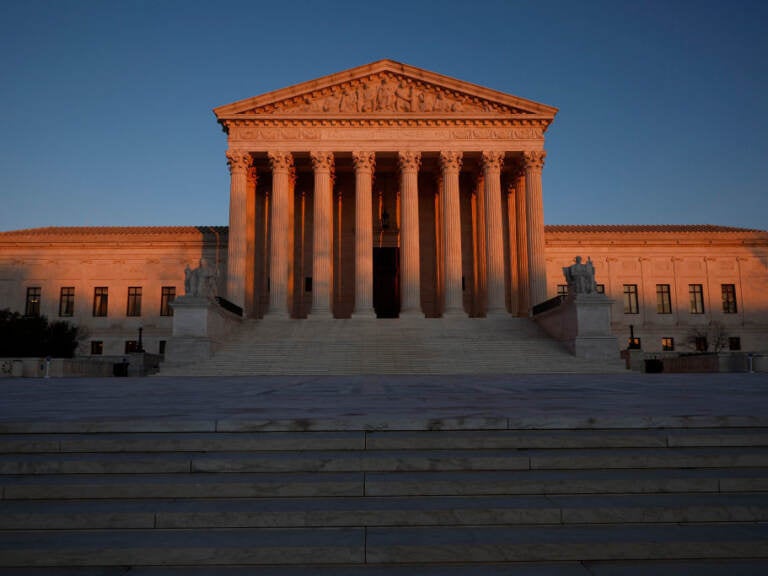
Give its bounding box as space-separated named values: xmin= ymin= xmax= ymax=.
xmin=214 ymin=60 xmax=557 ymax=120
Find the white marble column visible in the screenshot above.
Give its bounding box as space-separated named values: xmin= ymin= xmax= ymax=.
xmin=245 ymin=165 xmax=257 ymax=317
xmin=267 ymin=151 xmax=294 ymax=317
xmin=225 ymin=149 xmax=253 ymax=312
xmin=514 ymin=169 xmax=529 ymax=316
xmin=439 ymin=151 xmax=464 ymax=316
xmin=310 ymin=151 xmax=334 ymax=318
xmin=398 ymin=151 xmax=422 ymax=316
xmin=482 ymin=151 xmax=506 ymax=315
xmin=524 ymin=150 xmax=547 ymax=310
xmin=352 ymin=151 xmax=376 ymax=318
xmin=505 ymin=182 xmax=518 ymax=315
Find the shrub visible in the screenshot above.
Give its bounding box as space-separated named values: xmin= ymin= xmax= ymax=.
xmin=0 ymin=309 xmax=80 ymax=358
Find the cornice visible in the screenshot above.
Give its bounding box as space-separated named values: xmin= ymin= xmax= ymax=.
xmin=220 ymin=116 xmax=551 ymax=131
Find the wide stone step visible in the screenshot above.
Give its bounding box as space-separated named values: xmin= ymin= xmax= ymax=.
xmin=6 ymin=560 xmax=768 ymax=575
xmin=3 ymin=467 xmax=766 ymax=501
xmin=2 ymin=523 xmax=767 ymax=567
xmin=159 ymin=317 xmax=627 ymax=376
xmin=2 ymin=493 xmax=767 ymax=530
xmin=4 ymin=427 xmax=764 ymax=453
xmin=0 ymin=449 xmax=531 ymax=474
xmin=364 ymin=523 xmax=768 ymax=563
xmin=0 ymin=527 xmax=363 ymax=566
xmin=365 ymin=468 xmax=768 ymax=496
xmin=0 ymin=472 xmax=363 ymax=499
xmin=2 ymin=446 xmax=765 ymax=475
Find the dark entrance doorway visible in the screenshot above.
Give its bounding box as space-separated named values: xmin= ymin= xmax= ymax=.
xmin=373 ymin=247 xmax=400 ymax=318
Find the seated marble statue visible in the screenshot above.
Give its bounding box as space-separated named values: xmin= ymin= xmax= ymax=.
xmin=563 ymin=256 xmax=597 ymax=295
xmin=184 ymin=259 xmax=218 ymax=299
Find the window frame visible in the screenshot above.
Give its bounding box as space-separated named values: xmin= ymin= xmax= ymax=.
xmin=25 ymin=286 xmax=41 ymax=317
xmin=93 ymin=287 xmax=109 ymax=317
xmin=661 ymin=337 xmax=675 ymax=352
xmin=689 ymin=284 xmax=705 ymax=315
xmin=656 ymin=284 xmax=672 ymax=314
xmin=623 ymin=284 xmax=639 ymax=314
xmin=721 ymin=284 xmax=738 ymax=314
xmin=59 ymin=286 xmax=75 ymax=317
xmin=160 ymin=286 xmax=176 ymax=317
xmin=126 ymin=286 xmax=142 ymax=317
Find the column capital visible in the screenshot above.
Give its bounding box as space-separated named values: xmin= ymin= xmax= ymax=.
xmin=439 ymin=151 xmax=463 ymax=172
xmin=267 ymin=151 xmax=294 ymax=173
xmin=246 ymin=166 xmax=258 ymax=187
xmin=310 ymin=151 xmax=335 ymax=172
xmin=352 ymin=151 xmax=376 ymax=172
xmin=522 ymin=150 xmax=546 ymax=171
xmin=481 ymin=151 xmax=504 ymax=171
xmin=398 ymin=151 xmax=421 ymax=172
xmin=226 ymin=150 xmax=253 ymax=175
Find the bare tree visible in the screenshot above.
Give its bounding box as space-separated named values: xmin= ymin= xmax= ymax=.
xmin=685 ymin=321 xmax=728 ymax=353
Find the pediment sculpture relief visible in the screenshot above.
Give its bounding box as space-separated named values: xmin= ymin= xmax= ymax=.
xmin=247 ymin=73 xmax=528 ymax=116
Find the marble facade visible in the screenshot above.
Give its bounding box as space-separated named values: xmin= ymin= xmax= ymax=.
xmin=215 ymin=60 xmax=556 ymax=319
xmin=0 ymin=61 xmax=767 ymax=358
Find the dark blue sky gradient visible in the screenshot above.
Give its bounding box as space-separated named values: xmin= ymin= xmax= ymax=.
xmin=1 ymin=0 xmax=766 ymax=231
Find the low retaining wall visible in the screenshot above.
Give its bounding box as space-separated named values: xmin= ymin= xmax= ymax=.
xmin=637 ymin=352 xmax=767 ymax=373
xmin=0 ymin=353 xmax=161 ymax=378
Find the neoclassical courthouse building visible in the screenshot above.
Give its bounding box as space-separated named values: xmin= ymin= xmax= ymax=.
xmin=1 ymin=61 xmax=767 ymax=358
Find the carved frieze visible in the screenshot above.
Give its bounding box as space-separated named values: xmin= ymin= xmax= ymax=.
xmin=242 ymin=73 xmax=531 ymax=116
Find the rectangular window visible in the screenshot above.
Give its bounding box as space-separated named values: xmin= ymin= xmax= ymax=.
xmin=91 ymin=341 xmax=103 ymax=355
xmin=160 ymin=286 xmax=176 ymax=316
xmin=159 ymin=340 xmax=167 ymax=355
xmin=729 ymin=336 xmax=741 ymax=351
xmin=59 ymin=287 xmax=75 ymax=317
xmin=596 ymin=284 xmax=605 ymax=294
xmin=623 ymin=284 xmax=639 ymax=314
xmin=662 ymin=337 xmax=675 ymax=351
xmin=557 ymin=284 xmax=568 ymax=296
xmin=125 ymin=340 xmax=139 ymax=353
xmin=656 ymin=284 xmax=672 ymax=314
xmin=25 ymin=287 xmax=41 ymax=316
xmin=689 ymin=284 xmax=705 ymax=314
xmin=93 ymin=287 xmax=108 ymax=317
xmin=126 ymin=287 xmax=142 ymax=317
xmin=695 ymin=336 xmax=708 ymax=352
xmin=721 ymin=284 xmax=738 ymax=314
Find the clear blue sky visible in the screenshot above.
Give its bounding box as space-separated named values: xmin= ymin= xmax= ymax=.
xmin=1 ymin=0 xmax=766 ymax=231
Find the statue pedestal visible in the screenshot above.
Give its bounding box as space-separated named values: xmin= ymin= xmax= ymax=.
xmin=535 ymin=293 xmax=620 ymax=361
xmin=164 ymin=296 xmax=241 ymax=365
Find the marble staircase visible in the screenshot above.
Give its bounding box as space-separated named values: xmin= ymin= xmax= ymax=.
xmin=1 ymin=420 xmax=767 ymax=573
xmin=160 ymin=315 xmax=626 ymax=376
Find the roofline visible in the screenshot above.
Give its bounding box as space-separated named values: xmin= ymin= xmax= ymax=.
xmin=213 ymin=59 xmax=558 ymax=119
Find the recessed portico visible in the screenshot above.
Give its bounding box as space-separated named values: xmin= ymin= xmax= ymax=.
xmin=215 ymin=60 xmax=557 ymax=319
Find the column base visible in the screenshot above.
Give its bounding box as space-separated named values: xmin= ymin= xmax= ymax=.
xmin=352 ymin=309 xmax=377 ymax=319
xmin=306 ymin=312 xmax=335 ymax=321
xmin=442 ymin=307 xmax=468 ymax=319
xmin=262 ymin=311 xmax=291 ymax=321
xmin=399 ymin=309 xmax=425 ymax=319
xmin=485 ymin=308 xmax=509 ymax=318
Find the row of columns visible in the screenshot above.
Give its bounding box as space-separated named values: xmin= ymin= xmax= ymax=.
xmin=227 ymin=150 xmax=547 ymax=319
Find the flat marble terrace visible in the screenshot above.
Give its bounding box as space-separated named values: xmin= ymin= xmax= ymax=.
xmin=1 ymin=373 xmax=767 ymax=431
